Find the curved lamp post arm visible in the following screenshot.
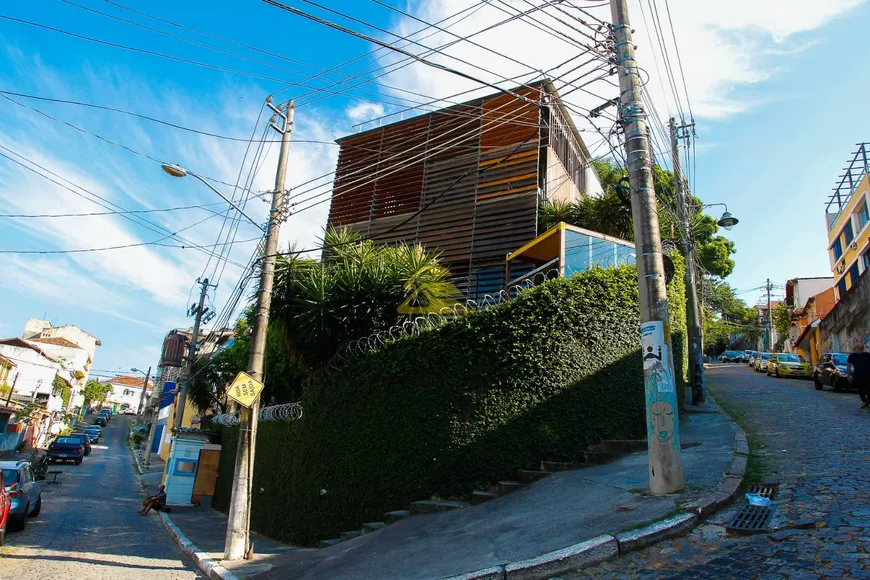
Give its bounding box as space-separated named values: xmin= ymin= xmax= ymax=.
xmin=161 ymin=164 xmax=265 ymax=232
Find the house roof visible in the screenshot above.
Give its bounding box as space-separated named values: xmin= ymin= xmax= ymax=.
xmin=30 ymin=337 xmax=83 ymax=350
xmin=0 ymin=338 xmax=58 ymax=362
xmin=103 ymin=375 xmax=147 ymax=387
xmin=0 ymin=353 xmax=16 ymax=368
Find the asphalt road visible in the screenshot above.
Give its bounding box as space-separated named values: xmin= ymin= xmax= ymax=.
xmin=576 ymin=362 xmax=870 ymax=579
xmin=0 ymin=414 xmax=201 ymax=579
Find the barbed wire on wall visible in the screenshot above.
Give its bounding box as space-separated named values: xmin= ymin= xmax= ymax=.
xmin=210 ymin=401 xmax=303 ymax=426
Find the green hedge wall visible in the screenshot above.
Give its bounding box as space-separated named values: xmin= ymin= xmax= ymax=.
xmin=215 ymin=262 xmax=687 ymax=545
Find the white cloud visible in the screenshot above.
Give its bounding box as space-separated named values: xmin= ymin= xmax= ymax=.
xmin=377 ymin=0 xmax=866 ymax=126
xmin=346 ymin=101 xmax=386 ymax=122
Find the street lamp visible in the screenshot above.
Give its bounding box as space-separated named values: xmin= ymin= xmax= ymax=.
xmin=160 ymin=163 xmax=264 ymax=231
xmin=703 ymin=203 xmax=739 ymax=231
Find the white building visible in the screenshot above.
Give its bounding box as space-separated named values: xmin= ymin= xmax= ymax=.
xmin=0 ymin=339 xmax=70 ymax=410
xmin=102 ymin=375 xmax=152 ymax=414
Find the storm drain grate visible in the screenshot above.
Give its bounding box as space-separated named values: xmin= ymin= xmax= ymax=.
xmin=746 ymin=483 xmax=778 ymax=500
xmin=726 ymin=504 xmax=775 ymax=535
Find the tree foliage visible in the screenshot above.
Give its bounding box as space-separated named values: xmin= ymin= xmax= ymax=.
xmin=772 ymin=302 xmax=791 ymax=346
xmin=702 ymin=278 xmax=760 ymax=355
xmin=540 ymin=160 xmax=736 ymax=277
xmin=83 ymin=379 xmax=111 ymax=404
xmin=186 ymin=230 xmax=455 ymax=413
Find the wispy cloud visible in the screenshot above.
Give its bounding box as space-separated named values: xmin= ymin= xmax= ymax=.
xmin=346 ymin=101 xmax=386 ymax=122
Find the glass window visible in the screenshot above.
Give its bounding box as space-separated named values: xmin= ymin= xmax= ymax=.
xmin=844 ymin=221 xmax=855 ymax=245
xmin=833 ymin=354 xmax=849 ymax=365
xmin=2 ymin=468 xmax=17 ymax=486
xmin=856 ymin=200 xmax=870 ymax=231
xmin=174 ymin=459 xmax=197 ymax=476
xmin=863 ymin=249 xmax=870 ymax=272
xmin=837 ymin=278 xmax=848 ymax=300
xmin=833 ymin=238 xmax=843 ymax=261
xmin=849 ymin=263 xmax=860 ymax=287
xmin=779 ymin=354 xmax=802 ymax=363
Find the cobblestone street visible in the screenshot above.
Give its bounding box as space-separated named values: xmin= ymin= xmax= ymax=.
xmin=0 ymin=416 xmax=201 ymax=579
xmin=574 ymin=363 xmax=870 ymax=579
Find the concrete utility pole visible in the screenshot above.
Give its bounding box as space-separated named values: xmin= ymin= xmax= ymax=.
xmin=225 ymin=98 xmax=294 ymax=560
xmin=142 ymin=378 xmax=161 ymax=466
xmin=670 ymin=119 xmax=705 ymax=406
xmin=174 ymin=278 xmax=212 ymax=429
xmin=136 ymin=366 xmax=151 ymax=420
xmin=611 ymin=0 xmax=684 ymax=494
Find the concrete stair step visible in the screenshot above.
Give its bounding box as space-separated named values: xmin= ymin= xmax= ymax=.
xmin=471 ymin=491 xmax=499 ymax=505
xmin=362 ymin=522 xmax=386 ymax=534
xmin=409 ymin=500 xmax=468 ymax=515
xmin=497 ymin=481 xmax=524 ymax=496
xmin=318 ymin=539 xmax=341 ymax=549
xmin=540 ymin=461 xmax=578 ymax=472
xmin=339 ymin=530 xmax=362 ymax=542
xmin=517 ymin=470 xmax=551 ymax=484
xmin=384 ymin=510 xmax=410 ymax=524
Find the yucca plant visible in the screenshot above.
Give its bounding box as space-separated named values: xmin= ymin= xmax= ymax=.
xmin=271 ymin=228 xmax=455 ymax=370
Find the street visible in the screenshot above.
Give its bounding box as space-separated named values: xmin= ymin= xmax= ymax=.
xmin=579 ymin=363 xmax=870 ymax=579
xmin=0 ymin=415 xmax=201 ymax=579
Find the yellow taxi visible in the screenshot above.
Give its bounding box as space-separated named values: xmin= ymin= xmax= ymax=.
xmin=767 ymin=353 xmax=812 ymax=379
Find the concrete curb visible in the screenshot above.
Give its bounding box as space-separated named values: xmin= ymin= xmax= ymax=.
xmin=447 ymin=395 xmax=748 ymax=579
xmin=160 ymin=512 xmax=240 ymax=580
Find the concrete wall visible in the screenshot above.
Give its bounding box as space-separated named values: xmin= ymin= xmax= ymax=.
xmin=819 ymin=266 xmax=870 ymax=354
xmin=791 ymin=278 xmax=834 ymax=309
xmin=0 ymin=344 xmax=60 ymax=398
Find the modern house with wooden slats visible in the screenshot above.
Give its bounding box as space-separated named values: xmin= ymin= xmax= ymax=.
xmin=326 ymin=79 xmax=604 ymax=299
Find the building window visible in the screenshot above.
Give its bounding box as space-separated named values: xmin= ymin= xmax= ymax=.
xmin=837 ymin=278 xmax=848 ymax=300
xmin=174 ymin=459 xmax=197 ymax=476
xmin=849 ymin=262 xmax=861 ymax=287
xmin=843 ymin=221 xmax=855 ymax=246
xmin=862 ymin=249 xmax=870 ymax=272
xmin=833 ymin=238 xmax=843 ymax=261
xmin=856 ymin=200 xmax=870 ymax=231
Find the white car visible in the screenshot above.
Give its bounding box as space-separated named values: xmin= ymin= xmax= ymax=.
xmin=123 ymin=409 xmax=136 ymax=415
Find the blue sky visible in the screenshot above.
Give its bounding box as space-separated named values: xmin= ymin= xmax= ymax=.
xmin=0 ymin=0 xmax=867 ymax=374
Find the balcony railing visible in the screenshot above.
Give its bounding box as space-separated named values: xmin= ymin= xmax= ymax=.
xmin=827 ymin=142 xmax=870 ymax=230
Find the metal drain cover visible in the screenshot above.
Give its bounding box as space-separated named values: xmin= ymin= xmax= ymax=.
xmin=746 ymin=483 xmax=778 ymax=499
xmin=726 ymin=504 xmax=775 ymax=535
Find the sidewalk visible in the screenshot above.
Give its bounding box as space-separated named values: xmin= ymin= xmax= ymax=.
xmin=154 ymin=402 xmax=745 ymax=580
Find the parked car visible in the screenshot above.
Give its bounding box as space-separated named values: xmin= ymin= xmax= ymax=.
xmin=123 ymin=409 xmax=136 ymax=415
xmin=0 ymin=460 xmax=42 ymax=531
xmin=755 ymin=352 xmax=772 ymax=372
xmin=767 ymin=353 xmax=812 ymax=378
xmin=65 ymin=432 xmax=92 ymax=456
xmin=746 ymin=350 xmax=759 ymax=365
xmin=76 ymin=427 xmax=101 ymax=444
xmin=0 ymin=470 xmax=9 ymax=545
xmin=814 ymin=353 xmax=852 ymax=392
xmin=721 ymin=350 xmax=743 ymax=363
xmin=94 ymin=415 xmax=107 ymax=427
xmin=100 ymin=409 xmax=112 ymax=419
xmin=47 ymin=436 xmax=86 ymax=465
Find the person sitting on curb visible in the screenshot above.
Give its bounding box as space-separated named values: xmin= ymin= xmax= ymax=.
xmin=139 ymin=484 xmax=167 ymax=515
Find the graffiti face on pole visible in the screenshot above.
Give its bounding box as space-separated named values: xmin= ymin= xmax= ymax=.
xmin=641 ymin=321 xmax=680 ymax=450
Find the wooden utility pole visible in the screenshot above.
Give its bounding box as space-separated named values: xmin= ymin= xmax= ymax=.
xmin=224 ymin=99 xmax=294 ymax=560
xmin=670 ymin=118 xmax=705 ymax=406
xmin=611 ymin=0 xmax=684 ymax=494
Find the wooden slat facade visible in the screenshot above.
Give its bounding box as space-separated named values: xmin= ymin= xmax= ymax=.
xmin=326 ymin=81 xmax=593 ymax=299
